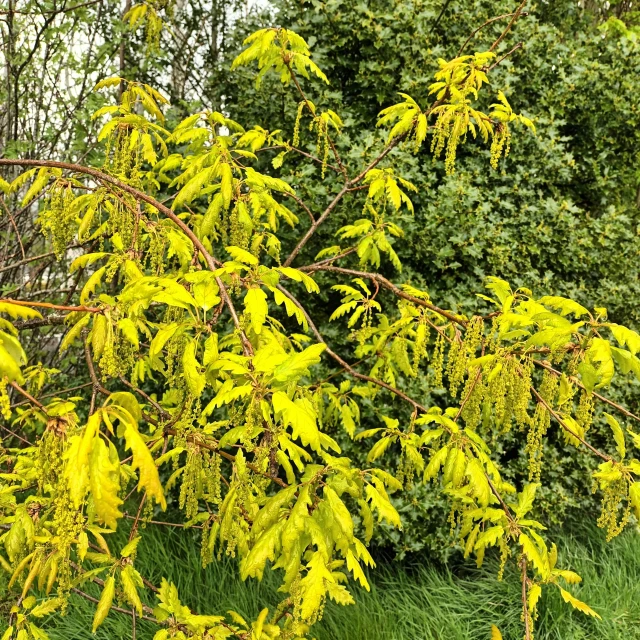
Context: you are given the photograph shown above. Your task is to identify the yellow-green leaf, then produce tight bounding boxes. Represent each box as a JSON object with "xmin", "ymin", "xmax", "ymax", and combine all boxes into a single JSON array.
[{"xmin": 92, "ymin": 575, "xmax": 116, "ymax": 632}]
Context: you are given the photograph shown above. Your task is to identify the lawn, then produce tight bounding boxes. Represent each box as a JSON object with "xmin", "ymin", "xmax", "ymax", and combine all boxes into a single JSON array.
[{"xmin": 4, "ymin": 518, "xmax": 638, "ymax": 640}]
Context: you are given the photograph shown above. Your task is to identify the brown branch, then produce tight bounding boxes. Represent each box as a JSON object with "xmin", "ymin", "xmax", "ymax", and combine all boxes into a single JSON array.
[
  {"xmin": 454, "ymin": 366, "xmax": 483, "ymax": 421},
  {"xmin": 281, "ymin": 191, "xmax": 316, "ymax": 224},
  {"xmin": 13, "ymin": 314, "xmax": 68, "ymax": 329},
  {"xmin": 457, "ymin": 11, "xmax": 529, "ymax": 55},
  {"xmin": 119, "ymin": 376, "xmax": 169, "ymax": 419},
  {"xmin": 521, "ymin": 557, "xmax": 532, "ymax": 640},
  {"xmin": 0, "ymin": 0, "xmax": 103, "ymax": 15},
  {"xmin": 0, "ymin": 423, "xmax": 34, "ymax": 446},
  {"xmin": 299, "ymin": 265, "xmax": 467, "ymax": 327},
  {"xmin": 533, "ymin": 359, "xmax": 640, "ymax": 425},
  {"xmin": 489, "ymin": 0, "xmax": 528, "ymax": 52},
  {"xmin": 0, "ymin": 298, "xmax": 100, "ymax": 313},
  {"xmin": 486, "ymin": 474, "xmax": 517, "ymax": 526},
  {"xmin": 71, "ymin": 588, "xmax": 158, "ymax": 623},
  {"xmin": 276, "ymin": 284, "xmax": 430, "ymax": 413},
  {"xmin": 283, "ymin": 184, "xmax": 350, "ymax": 267},
  {"xmin": 259, "ymin": 145, "xmax": 340, "ymax": 175},
  {"xmin": 529, "ymin": 385, "xmax": 612, "ymax": 462},
  {"xmin": 300, "ymin": 247, "xmax": 357, "ymax": 271},
  {"xmin": 122, "ymin": 514, "xmax": 203, "ymax": 529},
  {"xmin": 488, "ymin": 42, "xmax": 524, "ymax": 71},
  {"xmin": 0, "ymin": 195, "xmax": 25, "ymax": 259},
  {"xmin": 9, "ymin": 381, "xmax": 47, "ymax": 412},
  {"xmin": 82, "ymin": 329, "xmax": 110, "ymax": 398},
  {"xmin": 11, "ymin": 382, "xmax": 94, "ymax": 409}
]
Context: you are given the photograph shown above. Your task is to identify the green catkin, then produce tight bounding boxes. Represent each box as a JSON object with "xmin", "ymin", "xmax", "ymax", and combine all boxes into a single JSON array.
[
  {"xmin": 0, "ymin": 377, "xmax": 10, "ymax": 420},
  {"xmin": 430, "ymin": 113, "xmax": 465, "ymax": 175},
  {"xmin": 444, "ymin": 338, "xmax": 461, "ymax": 393},
  {"xmin": 460, "ymin": 367, "xmax": 484, "ymax": 431},
  {"xmin": 148, "ymin": 226, "xmax": 167, "ymax": 274},
  {"xmin": 229, "ymin": 203, "xmax": 250, "ymax": 249},
  {"xmin": 39, "ymin": 181, "xmax": 76, "ymax": 258},
  {"xmin": 513, "ymin": 357, "xmax": 533, "ymax": 430},
  {"xmin": 36, "ymin": 427, "xmax": 66, "ymax": 492},
  {"xmin": 391, "ymin": 338, "xmax": 412, "ymax": 377},
  {"xmin": 526, "ymin": 371, "xmax": 558, "ymax": 482},
  {"xmin": 487, "ymin": 316, "xmax": 501, "ymax": 353},
  {"xmin": 497, "ymin": 537, "xmax": 509, "ymax": 581},
  {"xmin": 597, "ymin": 477, "xmax": 631, "ymax": 541},
  {"xmin": 489, "ymin": 356, "xmax": 527, "ymax": 433},
  {"xmin": 430, "ymin": 114, "xmax": 448, "ymax": 161},
  {"xmin": 575, "ymin": 390, "xmax": 594, "ymax": 433},
  {"xmin": 447, "ymin": 505, "xmax": 457, "ymax": 538},
  {"xmin": 432, "ymin": 332, "xmax": 446, "ymax": 388},
  {"xmin": 179, "ymin": 444, "xmax": 203, "ymax": 519},
  {"xmin": 444, "ymin": 118, "xmax": 463, "ymax": 175},
  {"xmin": 490, "ymin": 124, "xmax": 511, "ymax": 169},
  {"xmin": 292, "ymin": 101, "xmax": 305, "ymax": 148},
  {"xmin": 412, "ymin": 319, "xmax": 429, "ymax": 375},
  {"xmin": 447, "ymin": 317, "xmax": 483, "ymax": 398},
  {"xmin": 321, "ymin": 129, "xmax": 330, "ymax": 179},
  {"xmin": 50, "ymin": 488, "xmax": 85, "ymax": 600},
  {"xmin": 98, "ymin": 327, "xmax": 136, "ymax": 380}
]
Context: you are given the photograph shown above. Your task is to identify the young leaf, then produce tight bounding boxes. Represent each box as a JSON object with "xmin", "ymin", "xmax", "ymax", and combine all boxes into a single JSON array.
[{"xmin": 92, "ymin": 575, "xmax": 115, "ymax": 632}]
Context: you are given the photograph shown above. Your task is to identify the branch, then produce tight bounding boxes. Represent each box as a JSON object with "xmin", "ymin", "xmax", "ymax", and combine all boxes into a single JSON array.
[
  {"xmin": 13, "ymin": 314, "xmax": 67, "ymax": 329},
  {"xmin": 521, "ymin": 557, "xmax": 532, "ymax": 640},
  {"xmin": 71, "ymin": 588, "xmax": 158, "ymax": 624},
  {"xmin": 488, "ymin": 42, "xmax": 524, "ymax": 71},
  {"xmin": 489, "ymin": 0, "xmax": 528, "ymax": 52},
  {"xmin": 281, "ymin": 190, "xmax": 315, "ymax": 224},
  {"xmin": 82, "ymin": 330, "xmax": 110, "ymax": 397},
  {"xmin": 0, "ymin": 250, "xmax": 57, "ymax": 275},
  {"xmin": 430, "ymin": 0, "xmax": 455, "ymax": 35},
  {"xmin": 0, "ymin": 195, "xmax": 25, "ymax": 259},
  {"xmin": 0, "ymin": 0, "xmax": 104, "ymax": 15},
  {"xmin": 0, "ymin": 158, "xmax": 253, "ymax": 356},
  {"xmin": 0, "ymin": 298, "xmax": 100, "ymax": 313},
  {"xmin": 486, "ymin": 474, "xmax": 517, "ymax": 526},
  {"xmin": 259, "ymin": 145, "xmax": 340, "ymax": 175},
  {"xmin": 9, "ymin": 381, "xmax": 47, "ymax": 412},
  {"xmin": 11, "ymin": 382, "xmax": 93, "ymax": 409},
  {"xmin": 457, "ymin": 10, "xmax": 530, "ymax": 55},
  {"xmin": 276, "ymin": 284, "xmax": 430, "ymax": 413},
  {"xmin": 533, "ymin": 359, "xmax": 640, "ymax": 424},
  {"xmin": 529, "ymin": 384, "xmax": 612, "ymax": 462},
  {"xmin": 301, "ymin": 247, "xmax": 357, "ymax": 271},
  {"xmin": 283, "ymin": 184, "xmax": 350, "ymax": 267},
  {"xmin": 299, "ymin": 265, "xmax": 467, "ymax": 327}
]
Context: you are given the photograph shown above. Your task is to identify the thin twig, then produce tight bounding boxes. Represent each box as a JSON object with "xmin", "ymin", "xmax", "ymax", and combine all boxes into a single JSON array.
[
  {"xmin": 489, "ymin": 0, "xmax": 527, "ymax": 52},
  {"xmin": 521, "ymin": 557, "xmax": 532, "ymax": 640},
  {"xmin": 10, "ymin": 381, "xmax": 47, "ymax": 411},
  {"xmin": 0, "ymin": 195, "xmax": 25, "ymax": 259},
  {"xmin": 530, "ymin": 385, "xmax": 612, "ymax": 462},
  {"xmin": 299, "ymin": 265, "xmax": 467, "ymax": 327},
  {"xmin": 276, "ymin": 284, "xmax": 430, "ymax": 413},
  {"xmin": 457, "ymin": 11, "xmax": 529, "ymax": 55},
  {"xmin": 0, "ymin": 298, "xmax": 100, "ymax": 313}
]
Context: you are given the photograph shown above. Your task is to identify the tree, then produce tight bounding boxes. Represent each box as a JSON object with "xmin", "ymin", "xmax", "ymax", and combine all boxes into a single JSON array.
[
  {"xmin": 1, "ymin": 3, "xmax": 640, "ymax": 639},
  {"xmin": 208, "ymin": 0, "xmax": 640, "ymax": 555}
]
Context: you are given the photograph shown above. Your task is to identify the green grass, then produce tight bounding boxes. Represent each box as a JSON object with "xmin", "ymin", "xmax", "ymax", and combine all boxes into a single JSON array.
[{"xmin": 3, "ymin": 519, "xmax": 640, "ymax": 640}]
